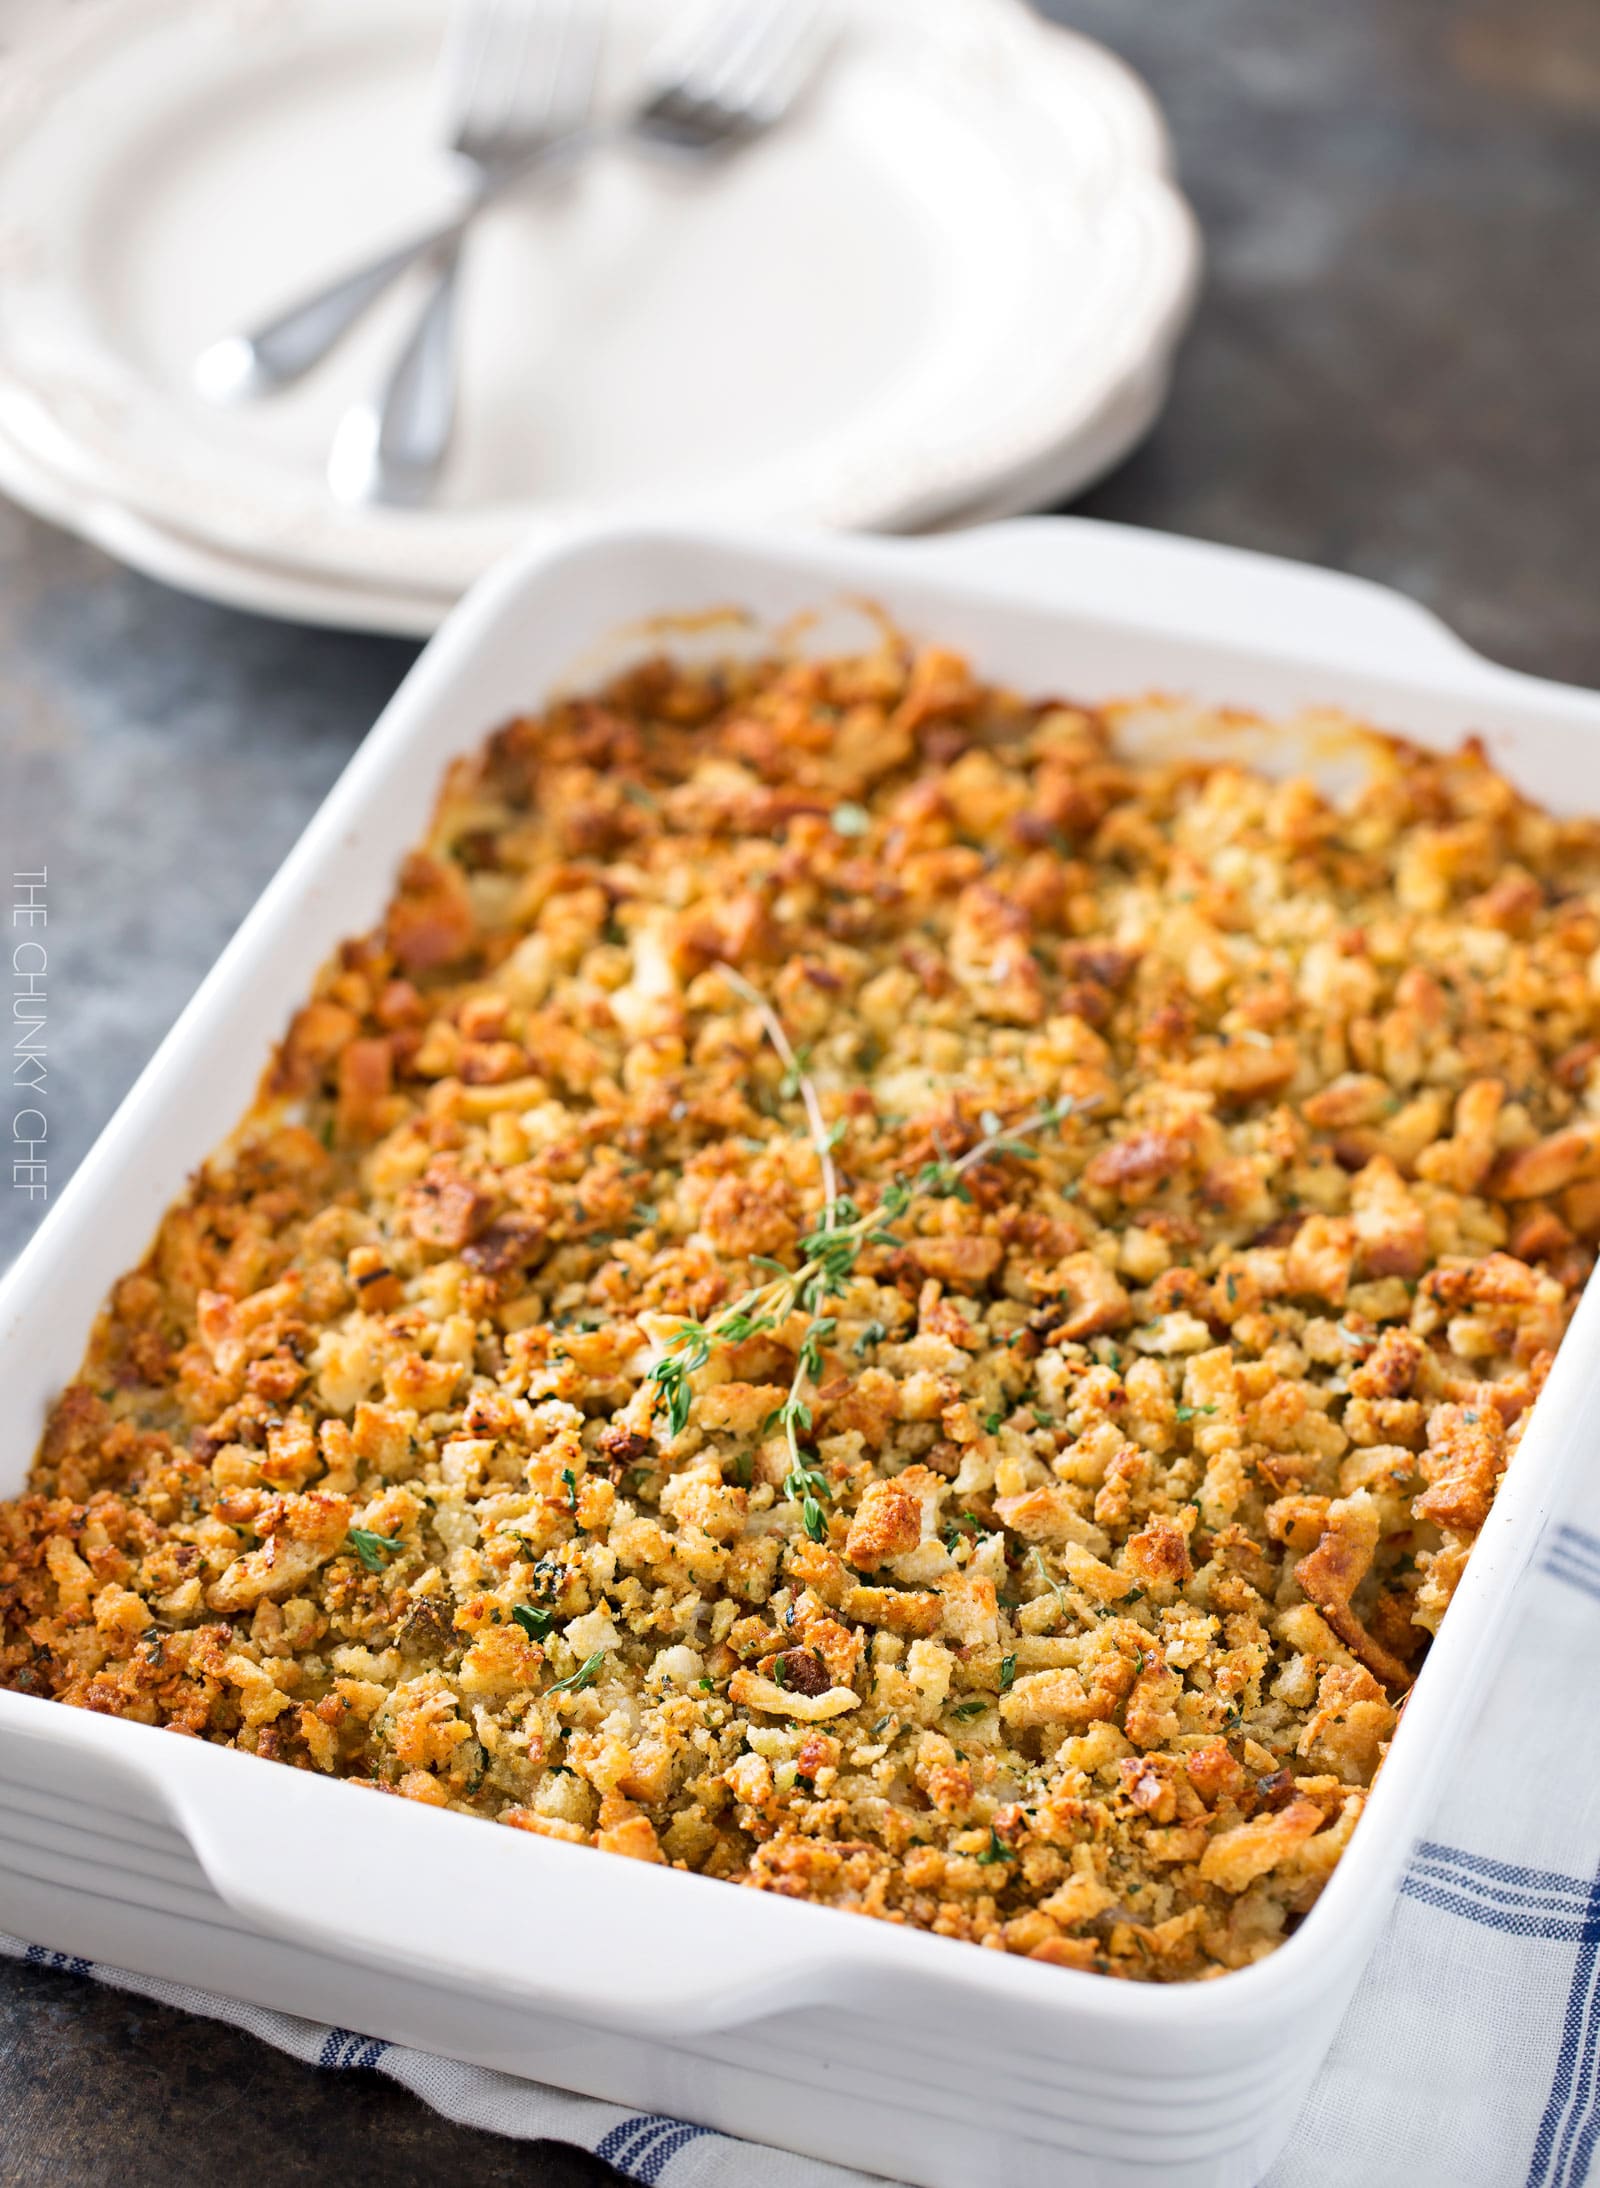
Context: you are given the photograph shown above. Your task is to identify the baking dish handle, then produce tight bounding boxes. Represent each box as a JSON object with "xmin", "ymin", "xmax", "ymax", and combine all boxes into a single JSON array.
[
  {"xmin": 154, "ymin": 1737, "xmax": 877, "ymax": 2035},
  {"xmin": 1, "ymin": 1682, "xmax": 861, "ymax": 2037},
  {"xmin": 905, "ymin": 516, "xmax": 1524, "ymax": 691}
]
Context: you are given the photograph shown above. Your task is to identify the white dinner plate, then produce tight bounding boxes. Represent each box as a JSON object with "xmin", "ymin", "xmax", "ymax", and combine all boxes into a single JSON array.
[
  {"xmin": 0, "ymin": 345, "xmax": 1179, "ymax": 635},
  {"xmin": 0, "ymin": 0, "xmax": 1198, "ymax": 616}
]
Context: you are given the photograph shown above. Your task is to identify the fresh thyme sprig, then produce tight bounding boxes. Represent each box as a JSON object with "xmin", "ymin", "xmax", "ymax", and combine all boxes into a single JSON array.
[
  {"xmin": 645, "ymin": 968, "xmax": 1088, "ymax": 1521},
  {"xmin": 719, "ymin": 962, "xmax": 840, "ymax": 1222}
]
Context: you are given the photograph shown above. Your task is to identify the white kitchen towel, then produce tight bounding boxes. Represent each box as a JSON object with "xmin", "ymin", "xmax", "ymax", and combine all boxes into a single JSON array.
[{"xmin": 5, "ymin": 1514, "xmax": 1598, "ymax": 2188}]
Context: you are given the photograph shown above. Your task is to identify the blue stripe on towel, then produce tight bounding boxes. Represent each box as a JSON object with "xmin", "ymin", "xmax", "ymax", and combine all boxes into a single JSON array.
[
  {"xmin": 596, "ymin": 2113, "xmax": 716, "ymax": 2183},
  {"xmin": 1543, "ymin": 1555, "xmax": 1600, "ymax": 1606},
  {"xmin": 1410, "ymin": 1856, "xmax": 1595, "ymax": 1917},
  {"xmin": 316, "ymin": 2025, "xmax": 391, "ymax": 2072},
  {"xmin": 1398, "ymin": 1877, "xmax": 1597, "ymax": 1943},
  {"xmin": 1526, "ymin": 1862, "xmax": 1600, "ymax": 2187},
  {"xmin": 1415, "ymin": 1846, "xmax": 1596, "ymax": 1901},
  {"xmin": 1400, "ymin": 1846, "xmax": 1600, "ymax": 1947},
  {"xmin": 22, "ymin": 1944, "xmax": 92, "ymax": 1978}
]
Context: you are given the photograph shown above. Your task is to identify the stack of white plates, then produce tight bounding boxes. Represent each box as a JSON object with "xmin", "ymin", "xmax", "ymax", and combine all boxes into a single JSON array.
[{"xmin": 0, "ymin": 0, "xmax": 1199, "ymax": 634}]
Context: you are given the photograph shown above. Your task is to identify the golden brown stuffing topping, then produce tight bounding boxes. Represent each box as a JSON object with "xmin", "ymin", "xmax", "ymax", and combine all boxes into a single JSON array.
[{"xmin": 4, "ymin": 637, "xmax": 1596, "ymax": 1981}]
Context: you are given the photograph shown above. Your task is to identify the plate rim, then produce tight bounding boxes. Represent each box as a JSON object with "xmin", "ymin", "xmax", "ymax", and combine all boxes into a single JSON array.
[{"xmin": 0, "ymin": 343, "xmax": 1182, "ymax": 633}]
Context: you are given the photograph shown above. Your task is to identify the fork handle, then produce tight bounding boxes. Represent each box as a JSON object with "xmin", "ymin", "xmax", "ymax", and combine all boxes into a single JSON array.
[
  {"xmin": 194, "ymin": 127, "xmax": 598, "ymax": 403},
  {"xmin": 326, "ymin": 240, "xmax": 465, "ymax": 507},
  {"xmin": 193, "ymin": 209, "xmax": 478, "ymax": 403}
]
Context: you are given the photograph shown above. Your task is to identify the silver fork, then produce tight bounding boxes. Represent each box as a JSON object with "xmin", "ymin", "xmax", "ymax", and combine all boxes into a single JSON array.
[
  {"xmin": 330, "ymin": 0, "xmax": 830, "ymax": 507},
  {"xmin": 194, "ymin": 0, "xmax": 601, "ymax": 409},
  {"xmin": 326, "ymin": 0, "xmax": 602, "ymax": 508}
]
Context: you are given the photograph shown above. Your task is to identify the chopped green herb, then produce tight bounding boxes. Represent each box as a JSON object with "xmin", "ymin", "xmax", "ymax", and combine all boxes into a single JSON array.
[
  {"xmin": 950, "ymin": 1698, "xmax": 989, "ymax": 1722},
  {"xmin": 512, "ymin": 1604, "xmax": 553, "ymax": 1641},
  {"xmin": 347, "ymin": 1526, "xmax": 404, "ymax": 1573},
  {"xmin": 779, "ymin": 1044, "xmax": 814, "ymax": 1101},
  {"xmin": 1031, "ymin": 1547, "xmax": 1071, "ymax": 1613},
  {"xmin": 976, "ymin": 1826, "xmax": 1016, "ymax": 1866},
  {"xmin": 1174, "ymin": 1403, "xmax": 1217, "ymax": 1423},
  {"xmin": 546, "ymin": 1650, "xmax": 606, "ymax": 1697},
  {"xmin": 999, "ymin": 1653, "xmax": 1017, "ymax": 1693}
]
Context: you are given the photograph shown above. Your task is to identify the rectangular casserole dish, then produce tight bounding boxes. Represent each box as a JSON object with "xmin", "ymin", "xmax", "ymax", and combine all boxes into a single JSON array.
[{"xmin": 3, "ymin": 516, "xmax": 1599, "ymax": 2188}]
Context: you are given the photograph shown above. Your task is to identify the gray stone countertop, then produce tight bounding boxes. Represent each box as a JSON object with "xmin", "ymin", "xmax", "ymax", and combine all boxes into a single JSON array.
[{"xmin": 2, "ymin": 0, "xmax": 1599, "ymax": 2178}]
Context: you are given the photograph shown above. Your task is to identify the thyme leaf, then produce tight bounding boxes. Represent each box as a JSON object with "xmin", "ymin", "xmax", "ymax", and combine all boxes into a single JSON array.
[
  {"xmin": 347, "ymin": 1526, "xmax": 404, "ymax": 1573},
  {"xmin": 546, "ymin": 1650, "xmax": 606, "ymax": 1697}
]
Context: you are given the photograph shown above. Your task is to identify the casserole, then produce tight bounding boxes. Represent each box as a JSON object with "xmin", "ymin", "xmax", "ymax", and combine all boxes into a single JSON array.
[{"xmin": 3, "ymin": 517, "xmax": 1599, "ymax": 2186}]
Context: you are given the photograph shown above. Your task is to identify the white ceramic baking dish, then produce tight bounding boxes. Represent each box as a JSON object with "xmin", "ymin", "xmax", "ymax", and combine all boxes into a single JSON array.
[{"xmin": 4, "ymin": 518, "xmax": 1599, "ymax": 2188}]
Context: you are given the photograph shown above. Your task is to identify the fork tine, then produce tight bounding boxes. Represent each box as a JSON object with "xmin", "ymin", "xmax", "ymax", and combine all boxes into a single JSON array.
[
  {"xmin": 485, "ymin": 0, "xmax": 541, "ymax": 140},
  {"xmin": 437, "ymin": 0, "xmax": 500, "ymax": 149},
  {"xmin": 642, "ymin": 0, "xmax": 763, "ymax": 105},
  {"xmin": 716, "ymin": 0, "xmax": 827, "ymax": 122},
  {"xmin": 447, "ymin": 0, "xmax": 518, "ymax": 159},
  {"xmin": 450, "ymin": 0, "xmax": 599, "ymax": 168},
  {"xmin": 501, "ymin": 0, "xmax": 586, "ymax": 141},
  {"xmin": 548, "ymin": 0, "xmax": 603, "ymax": 132},
  {"xmin": 681, "ymin": 0, "xmax": 783, "ymax": 109},
  {"xmin": 639, "ymin": 0, "xmax": 828, "ymax": 144}
]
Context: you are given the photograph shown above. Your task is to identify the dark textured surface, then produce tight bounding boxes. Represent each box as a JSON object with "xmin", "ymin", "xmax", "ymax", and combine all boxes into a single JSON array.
[
  {"xmin": 0, "ymin": 1959, "xmax": 623, "ymax": 2188},
  {"xmin": 2, "ymin": 0, "xmax": 1597, "ymax": 2176}
]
